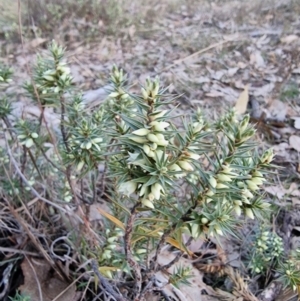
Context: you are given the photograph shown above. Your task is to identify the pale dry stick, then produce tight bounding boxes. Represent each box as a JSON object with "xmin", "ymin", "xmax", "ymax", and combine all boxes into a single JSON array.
[
  {"xmin": 52, "ymin": 272, "xmax": 87, "ymax": 301},
  {"xmin": 15, "ymin": 197, "xmax": 39, "ymax": 212},
  {"xmin": 25, "ymin": 255, "xmax": 44, "ymax": 301},
  {"xmin": 79, "ymin": 275, "xmax": 92, "ymax": 301},
  {"xmin": 0, "ymin": 247, "xmax": 39, "ymax": 256},
  {"xmin": 159, "ymin": 39, "xmax": 239, "ymax": 73},
  {"xmin": 2, "ymin": 165, "xmax": 35, "ymax": 224},
  {"xmin": 7, "ymin": 200, "xmax": 54, "ymax": 264},
  {"xmin": 6, "ymin": 199, "xmax": 71, "ymax": 282}
]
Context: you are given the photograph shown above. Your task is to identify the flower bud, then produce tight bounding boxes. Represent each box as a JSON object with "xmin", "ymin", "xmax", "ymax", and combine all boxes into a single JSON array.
[
  {"xmin": 234, "ymin": 205, "xmax": 242, "ymax": 216},
  {"xmin": 251, "ymin": 177, "xmax": 264, "ymax": 185},
  {"xmin": 221, "ymin": 165, "xmax": 233, "ymax": 174},
  {"xmin": 149, "ymin": 110, "xmax": 168, "ymax": 121},
  {"xmin": 150, "ymin": 121, "xmax": 170, "ymax": 131},
  {"xmin": 240, "ymin": 114, "xmax": 250, "ymax": 134},
  {"xmin": 237, "ymin": 181, "xmax": 245, "ymax": 188},
  {"xmin": 191, "ymin": 223, "xmax": 199, "ymax": 238},
  {"xmin": 156, "ymin": 138, "xmax": 168, "ymax": 146},
  {"xmin": 143, "ymin": 144, "xmax": 150, "ymax": 155},
  {"xmin": 119, "ymin": 180, "xmax": 137, "ymax": 196},
  {"xmin": 43, "ymin": 75, "xmax": 56, "ymax": 82},
  {"xmin": 245, "ymin": 208, "xmax": 254, "ymax": 219},
  {"xmin": 260, "ymin": 149, "xmax": 274, "ymax": 164},
  {"xmin": 242, "ymin": 189, "xmax": 254, "ymax": 199},
  {"xmin": 132, "ymin": 128, "xmax": 150, "ymax": 136},
  {"xmin": 139, "ymin": 184, "xmax": 148, "ymax": 197},
  {"xmin": 147, "ymin": 133, "xmax": 160, "ymax": 143},
  {"xmin": 107, "ymin": 236, "xmax": 117, "ymax": 243},
  {"xmin": 153, "ymin": 150, "xmax": 164, "ymax": 162},
  {"xmin": 77, "ymin": 161, "xmax": 85, "ymax": 171},
  {"xmin": 109, "ymin": 91, "xmax": 120, "ymax": 98},
  {"xmin": 169, "ymin": 164, "xmax": 184, "ymax": 178},
  {"xmin": 201, "ymin": 217, "xmax": 209, "ymax": 224},
  {"xmin": 216, "ymin": 183, "xmax": 228, "ymax": 189},
  {"xmin": 252, "ymin": 170, "xmax": 263, "ymax": 178},
  {"xmin": 25, "ymin": 138, "xmax": 34, "ymax": 148},
  {"xmin": 215, "ymin": 225, "xmax": 223, "ymax": 236},
  {"xmin": 129, "ymin": 136, "xmax": 148, "ymax": 144},
  {"xmin": 192, "ymin": 122, "xmax": 203, "ymax": 134},
  {"xmin": 120, "ymin": 93, "xmax": 129, "ymax": 100},
  {"xmin": 178, "ymin": 160, "xmax": 194, "ymax": 171},
  {"xmin": 142, "ymin": 88, "xmax": 149, "ymax": 99},
  {"xmin": 246, "ymin": 180, "xmax": 259, "ymax": 191},
  {"xmin": 217, "ymin": 173, "xmax": 232, "ymax": 182},
  {"xmin": 234, "ymin": 200, "xmax": 243, "ymax": 206},
  {"xmin": 85, "ymin": 141, "xmax": 92, "ymax": 150},
  {"xmin": 92, "ymin": 137, "xmax": 103, "ymax": 143},
  {"xmin": 136, "ymin": 248, "xmax": 147, "ymax": 254},
  {"xmin": 148, "ymin": 150, "xmax": 156, "ymax": 158},
  {"xmin": 31, "ymin": 132, "xmax": 39, "ymax": 139},
  {"xmin": 152, "ymin": 80, "xmax": 160, "ymax": 97},
  {"xmin": 142, "ymin": 199, "xmax": 154, "ymax": 209},
  {"xmin": 186, "ymin": 152, "xmax": 200, "ymax": 160},
  {"xmin": 148, "ymin": 193, "xmax": 155, "ymax": 201},
  {"xmin": 206, "ymin": 189, "xmax": 215, "ymax": 197},
  {"xmin": 151, "ymin": 183, "xmax": 164, "ymax": 200},
  {"xmin": 208, "ymin": 177, "xmax": 217, "ymax": 188}
]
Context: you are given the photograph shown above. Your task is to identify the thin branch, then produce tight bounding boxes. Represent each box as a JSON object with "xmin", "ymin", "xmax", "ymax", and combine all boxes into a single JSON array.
[
  {"xmin": 5, "ymin": 137, "xmax": 69, "ymax": 213},
  {"xmin": 91, "ymin": 259, "xmax": 128, "ymax": 301},
  {"xmin": 32, "ymin": 139, "xmax": 65, "ymax": 173},
  {"xmin": 159, "ymin": 252, "xmax": 182, "ymax": 272},
  {"xmin": 151, "ymin": 200, "xmax": 197, "ymax": 271},
  {"xmin": 124, "ymin": 202, "xmax": 142, "ymax": 298},
  {"xmin": 59, "ymin": 94, "xmax": 70, "ymax": 152}
]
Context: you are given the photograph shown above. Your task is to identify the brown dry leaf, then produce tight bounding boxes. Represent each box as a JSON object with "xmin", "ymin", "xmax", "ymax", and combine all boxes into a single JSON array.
[
  {"xmin": 235, "ymin": 85, "xmax": 249, "ymax": 114},
  {"xmin": 266, "ymin": 98, "xmax": 287, "ymax": 121},
  {"xmin": 182, "ymin": 234, "xmax": 205, "ymax": 253},
  {"xmin": 289, "ymin": 135, "xmax": 300, "ymax": 152},
  {"xmin": 253, "ymin": 83, "xmax": 274, "ymax": 98},
  {"xmin": 291, "ymin": 117, "xmax": 300, "ymax": 129},
  {"xmin": 272, "ymin": 142, "xmax": 291, "ymax": 158},
  {"xmin": 19, "ymin": 257, "xmax": 76, "ymax": 301},
  {"xmin": 250, "ymin": 50, "xmax": 265, "ymax": 68},
  {"xmin": 264, "ymin": 183, "xmax": 300, "ymax": 199},
  {"xmin": 28, "ymin": 38, "xmax": 48, "ymax": 49},
  {"xmin": 128, "ymin": 24, "xmax": 136, "ymax": 39},
  {"xmin": 292, "ymin": 198, "xmax": 300, "ymax": 207},
  {"xmin": 155, "ymin": 249, "xmax": 216, "ymax": 301},
  {"xmin": 280, "ymin": 35, "xmax": 299, "ymax": 44}
]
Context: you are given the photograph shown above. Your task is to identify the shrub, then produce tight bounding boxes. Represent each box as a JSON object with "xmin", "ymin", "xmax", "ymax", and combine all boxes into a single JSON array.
[{"xmin": 1, "ymin": 42, "xmax": 299, "ymax": 300}]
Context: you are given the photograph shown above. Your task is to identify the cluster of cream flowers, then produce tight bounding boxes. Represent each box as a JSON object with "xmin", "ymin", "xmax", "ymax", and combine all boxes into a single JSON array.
[{"xmin": 117, "ymin": 78, "xmax": 205, "ymax": 209}]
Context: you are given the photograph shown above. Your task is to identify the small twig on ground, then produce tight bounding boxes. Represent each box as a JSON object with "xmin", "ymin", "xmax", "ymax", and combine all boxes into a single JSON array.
[
  {"xmin": 159, "ymin": 39, "xmax": 238, "ymax": 73},
  {"xmin": 25, "ymin": 256, "xmax": 43, "ymax": 301},
  {"xmin": 91, "ymin": 259, "xmax": 128, "ymax": 301}
]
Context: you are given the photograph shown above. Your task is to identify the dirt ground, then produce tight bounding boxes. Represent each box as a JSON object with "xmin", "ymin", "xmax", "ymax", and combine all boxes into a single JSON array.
[{"xmin": 0, "ymin": 0, "xmax": 300, "ymax": 300}]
